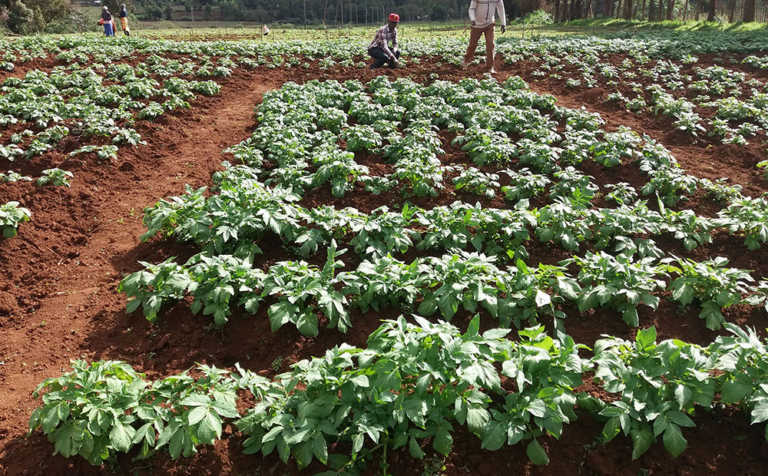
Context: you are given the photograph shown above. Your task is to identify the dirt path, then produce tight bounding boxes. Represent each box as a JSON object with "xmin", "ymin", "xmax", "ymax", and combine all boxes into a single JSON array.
[{"xmin": 0, "ymin": 69, "xmax": 283, "ymax": 472}]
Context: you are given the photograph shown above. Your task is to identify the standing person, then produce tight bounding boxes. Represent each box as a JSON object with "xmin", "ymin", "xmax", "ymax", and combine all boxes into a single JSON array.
[
  {"xmin": 100, "ymin": 6, "xmax": 114, "ymax": 37},
  {"xmin": 368, "ymin": 13, "xmax": 400, "ymax": 69},
  {"xmin": 119, "ymin": 4, "xmax": 130, "ymax": 36},
  {"xmin": 462, "ymin": 0, "xmax": 507, "ymax": 74}
]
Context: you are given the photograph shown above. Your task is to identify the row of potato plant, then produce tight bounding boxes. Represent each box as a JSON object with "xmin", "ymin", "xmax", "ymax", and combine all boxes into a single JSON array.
[
  {"xmin": 119, "ymin": 240, "xmax": 767, "ymax": 335},
  {"xmin": 140, "ymin": 161, "xmax": 764, "ymax": 260},
  {"xmin": 4, "ymin": 31, "xmax": 768, "ymax": 73},
  {"xmin": 29, "ymin": 317, "xmax": 768, "ymax": 471}
]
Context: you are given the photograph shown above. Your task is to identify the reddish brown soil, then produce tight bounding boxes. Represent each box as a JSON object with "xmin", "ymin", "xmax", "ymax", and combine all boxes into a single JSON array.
[
  {"xmin": 512, "ymin": 53, "xmax": 768, "ymax": 198},
  {"xmin": 2, "ymin": 56, "xmax": 768, "ymax": 475},
  {"xmin": 0, "ymin": 55, "xmax": 63, "ymax": 83}
]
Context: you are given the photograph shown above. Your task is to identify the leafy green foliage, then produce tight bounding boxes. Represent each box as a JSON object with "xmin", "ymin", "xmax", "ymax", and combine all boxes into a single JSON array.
[
  {"xmin": 0, "ymin": 201, "xmax": 31, "ymax": 238},
  {"xmin": 593, "ymin": 327, "xmax": 713, "ymax": 459},
  {"xmin": 118, "ymin": 258, "xmax": 191, "ymax": 322},
  {"xmin": 564, "ymin": 252, "xmax": 666, "ymax": 327},
  {"xmin": 662, "ymin": 257, "xmax": 754, "ymax": 330},
  {"xmin": 36, "ymin": 168, "xmax": 73, "ymax": 187},
  {"xmin": 35, "ymin": 320, "xmax": 768, "ymax": 468},
  {"xmin": 535, "ymin": 198, "xmax": 592, "ymax": 251},
  {"xmin": 709, "ymin": 324, "xmax": 768, "ymax": 437},
  {"xmin": 29, "ymin": 361, "xmax": 241, "ymax": 464},
  {"xmin": 453, "ymin": 127, "xmax": 516, "ymax": 166},
  {"xmin": 69, "ymin": 145, "xmax": 119, "ymax": 161},
  {"xmin": 716, "ymin": 195, "xmax": 768, "ymax": 250},
  {"xmin": 238, "ymin": 317, "xmax": 588, "ymax": 468},
  {"xmin": 341, "ymin": 125, "xmax": 382, "ymax": 153},
  {"xmin": 501, "ymin": 168, "xmax": 550, "ymax": 202},
  {"xmin": 452, "ymin": 167, "xmax": 500, "ymax": 198},
  {"xmin": 311, "ymin": 148, "xmax": 368, "ymax": 197},
  {"xmin": 0, "ymin": 170, "xmax": 32, "ymax": 183},
  {"xmin": 263, "ymin": 243, "xmax": 349, "ymax": 336}
]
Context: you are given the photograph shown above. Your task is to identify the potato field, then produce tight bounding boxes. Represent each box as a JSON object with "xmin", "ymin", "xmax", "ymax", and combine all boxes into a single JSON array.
[{"xmin": 2, "ymin": 31, "xmax": 768, "ymax": 475}]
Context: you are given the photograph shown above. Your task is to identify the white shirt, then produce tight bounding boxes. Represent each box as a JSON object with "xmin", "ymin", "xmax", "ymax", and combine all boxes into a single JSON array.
[{"xmin": 469, "ymin": 0, "xmax": 507, "ymax": 28}]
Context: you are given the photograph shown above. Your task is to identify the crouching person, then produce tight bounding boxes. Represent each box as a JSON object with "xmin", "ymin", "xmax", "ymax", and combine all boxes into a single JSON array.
[{"xmin": 368, "ymin": 13, "xmax": 401, "ymax": 69}]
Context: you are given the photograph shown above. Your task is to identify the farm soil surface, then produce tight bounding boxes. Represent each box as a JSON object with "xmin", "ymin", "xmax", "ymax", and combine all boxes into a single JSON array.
[
  {"xmin": 1, "ymin": 56, "xmax": 768, "ymax": 475},
  {"xmin": 515, "ymin": 52, "xmax": 768, "ymax": 198}
]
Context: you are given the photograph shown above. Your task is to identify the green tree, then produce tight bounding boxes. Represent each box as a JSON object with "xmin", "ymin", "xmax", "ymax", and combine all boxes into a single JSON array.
[{"xmin": 6, "ymin": 0, "xmax": 33, "ymax": 33}]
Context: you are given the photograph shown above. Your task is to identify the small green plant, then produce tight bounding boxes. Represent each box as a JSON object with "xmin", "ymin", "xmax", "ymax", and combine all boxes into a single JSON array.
[
  {"xmin": 341, "ymin": 125, "xmax": 382, "ymax": 152},
  {"xmin": 28, "ymin": 361, "xmax": 241, "ymax": 464},
  {"xmin": 662, "ymin": 257, "xmax": 754, "ymax": 330},
  {"xmin": 604, "ymin": 183, "xmax": 638, "ymax": 205},
  {"xmin": 744, "ymin": 279, "xmax": 768, "ymax": 313},
  {"xmin": 0, "ymin": 170, "xmax": 32, "ymax": 183},
  {"xmin": 0, "ymin": 201, "xmax": 31, "ymax": 238},
  {"xmin": 270, "ymin": 357, "xmax": 284, "ymax": 372},
  {"xmin": 452, "ymin": 167, "xmax": 500, "ymax": 198},
  {"xmin": 716, "ymin": 195, "xmax": 768, "ymax": 250},
  {"xmin": 138, "ymin": 102, "xmax": 165, "ymax": 120},
  {"xmin": 758, "ymin": 160, "xmax": 768, "ymax": 179},
  {"xmin": 564, "ymin": 252, "xmax": 667, "ymax": 327},
  {"xmin": 593, "ymin": 327, "xmax": 713, "ymax": 460},
  {"xmin": 501, "ymin": 168, "xmax": 550, "ymax": 202},
  {"xmin": 36, "ymin": 168, "xmax": 73, "ymax": 188},
  {"xmin": 262, "ymin": 243, "xmax": 349, "ymax": 336},
  {"xmin": 69, "ymin": 145, "xmax": 118, "ymax": 161}
]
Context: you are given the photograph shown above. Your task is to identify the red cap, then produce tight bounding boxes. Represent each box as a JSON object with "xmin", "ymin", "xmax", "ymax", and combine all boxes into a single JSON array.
[{"xmin": 388, "ymin": 13, "xmax": 400, "ymax": 23}]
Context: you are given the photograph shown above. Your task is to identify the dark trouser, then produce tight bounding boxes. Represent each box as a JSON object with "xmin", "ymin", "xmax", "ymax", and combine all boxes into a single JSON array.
[
  {"xmin": 368, "ymin": 47, "xmax": 400, "ymax": 68},
  {"xmin": 464, "ymin": 24, "xmax": 495, "ymax": 69}
]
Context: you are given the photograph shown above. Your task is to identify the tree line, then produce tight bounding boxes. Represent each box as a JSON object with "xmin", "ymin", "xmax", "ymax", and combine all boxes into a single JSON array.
[
  {"xmin": 127, "ymin": 0, "xmax": 768, "ymax": 26},
  {"xmin": 555, "ymin": 0, "xmax": 762, "ymax": 23},
  {"xmin": 134, "ymin": 0, "xmax": 481, "ymax": 23},
  {"xmin": 1, "ymin": 0, "xmax": 766, "ymax": 35}
]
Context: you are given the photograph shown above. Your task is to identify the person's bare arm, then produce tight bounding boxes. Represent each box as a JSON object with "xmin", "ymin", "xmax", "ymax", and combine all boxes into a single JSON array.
[{"xmin": 381, "ymin": 37, "xmax": 396, "ymax": 61}]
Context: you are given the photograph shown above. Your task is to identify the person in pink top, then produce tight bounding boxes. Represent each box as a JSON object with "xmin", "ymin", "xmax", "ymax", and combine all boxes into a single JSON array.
[{"xmin": 462, "ymin": 0, "xmax": 507, "ymax": 74}]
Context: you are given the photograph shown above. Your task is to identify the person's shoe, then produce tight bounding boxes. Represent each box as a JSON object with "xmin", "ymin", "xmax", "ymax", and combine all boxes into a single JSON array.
[
  {"xmin": 370, "ymin": 63, "xmax": 379, "ymax": 70},
  {"xmin": 489, "ymin": 67, "xmax": 497, "ymax": 74}
]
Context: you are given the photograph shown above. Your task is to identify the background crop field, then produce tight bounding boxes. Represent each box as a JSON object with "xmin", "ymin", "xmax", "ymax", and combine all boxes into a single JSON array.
[{"xmin": 1, "ymin": 23, "xmax": 768, "ymax": 476}]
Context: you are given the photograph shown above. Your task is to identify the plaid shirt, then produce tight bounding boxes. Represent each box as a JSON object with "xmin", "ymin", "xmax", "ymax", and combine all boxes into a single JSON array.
[{"xmin": 368, "ymin": 25, "xmax": 398, "ymax": 60}]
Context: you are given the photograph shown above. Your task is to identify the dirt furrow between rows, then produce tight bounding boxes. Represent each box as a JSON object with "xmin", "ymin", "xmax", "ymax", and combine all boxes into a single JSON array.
[
  {"xmin": 521, "ymin": 79, "xmax": 768, "ymax": 198},
  {"xmin": 0, "ymin": 70, "xmax": 281, "ymax": 468}
]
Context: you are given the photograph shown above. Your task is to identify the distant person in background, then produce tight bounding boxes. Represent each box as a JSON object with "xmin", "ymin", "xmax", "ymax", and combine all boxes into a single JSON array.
[
  {"xmin": 262, "ymin": 24, "xmax": 270, "ymax": 36},
  {"xmin": 462, "ymin": 0, "xmax": 506, "ymax": 74},
  {"xmin": 99, "ymin": 6, "xmax": 114, "ymax": 37},
  {"xmin": 368, "ymin": 13, "xmax": 400, "ymax": 69},
  {"xmin": 119, "ymin": 4, "xmax": 130, "ymax": 36}
]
